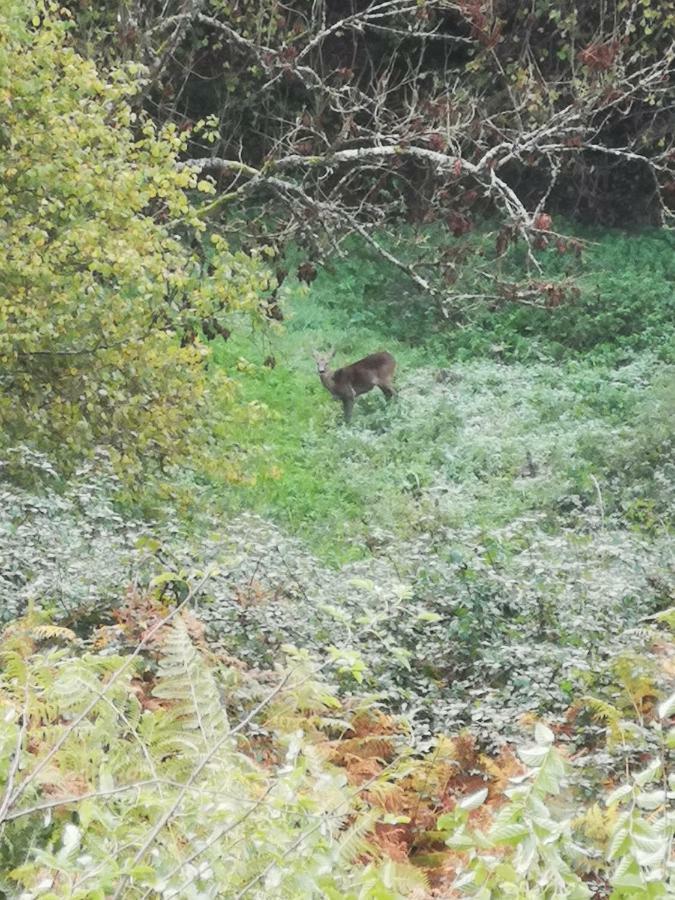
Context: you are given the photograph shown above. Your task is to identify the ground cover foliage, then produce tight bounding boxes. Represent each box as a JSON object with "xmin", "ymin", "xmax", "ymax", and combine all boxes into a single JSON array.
[
  {"xmin": 2, "ymin": 229, "xmax": 673, "ymax": 894},
  {"xmin": 0, "ymin": 573, "xmax": 673, "ymax": 897},
  {"xmin": 1, "ymin": 2, "xmax": 674, "ymax": 896},
  {"xmin": 306, "ymin": 225, "xmax": 675, "ymax": 363}
]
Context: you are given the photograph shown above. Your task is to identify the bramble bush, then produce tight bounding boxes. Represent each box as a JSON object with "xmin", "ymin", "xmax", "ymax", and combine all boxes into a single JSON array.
[
  {"xmin": 437, "ymin": 699, "xmax": 675, "ymax": 899},
  {"xmin": 5, "ymin": 360, "xmax": 671, "ymax": 742}
]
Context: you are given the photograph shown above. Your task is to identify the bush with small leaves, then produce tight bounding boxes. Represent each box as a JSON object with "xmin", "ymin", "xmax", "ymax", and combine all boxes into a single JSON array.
[{"xmin": 0, "ymin": 1, "xmax": 268, "ymax": 476}]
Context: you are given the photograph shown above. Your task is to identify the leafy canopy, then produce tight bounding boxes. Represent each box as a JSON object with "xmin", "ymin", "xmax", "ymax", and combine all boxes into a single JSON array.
[{"xmin": 0, "ymin": 1, "xmax": 267, "ymax": 474}]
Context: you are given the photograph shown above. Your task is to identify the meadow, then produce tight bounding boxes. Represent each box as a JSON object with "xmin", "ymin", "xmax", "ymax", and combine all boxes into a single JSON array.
[
  {"xmin": 174, "ymin": 227, "xmax": 675, "ymax": 741},
  {"xmin": 2, "ymin": 227, "xmax": 674, "ymax": 896}
]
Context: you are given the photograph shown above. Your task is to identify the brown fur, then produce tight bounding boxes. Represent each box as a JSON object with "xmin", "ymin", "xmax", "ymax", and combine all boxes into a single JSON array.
[{"xmin": 312, "ymin": 350, "xmax": 397, "ymax": 423}]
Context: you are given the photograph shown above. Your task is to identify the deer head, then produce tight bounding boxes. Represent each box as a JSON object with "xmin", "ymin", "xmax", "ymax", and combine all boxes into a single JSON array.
[{"xmin": 312, "ymin": 348, "xmax": 335, "ymax": 374}]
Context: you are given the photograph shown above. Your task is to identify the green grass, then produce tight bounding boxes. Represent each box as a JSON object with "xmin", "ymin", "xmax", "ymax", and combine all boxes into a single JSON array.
[
  {"xmin": 206, "ymin": 314, "xmax": 424, "ymax": 563},
  {"xmin": 297, "ymin": 224, "xmax": 675, "ymax": 363},
  {"xmin": 197, "ymin": 227, "xmax": 674, "ymax": 565}
]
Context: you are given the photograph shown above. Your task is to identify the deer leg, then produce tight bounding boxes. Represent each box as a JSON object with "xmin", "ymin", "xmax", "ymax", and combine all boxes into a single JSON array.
[
  {"xmin": 380, "ymin": 385, "xmax": 395, "ymax": 401},
  {"xmin": 342, "ymin": 396, "xmax": 354, "ymax": 423}
]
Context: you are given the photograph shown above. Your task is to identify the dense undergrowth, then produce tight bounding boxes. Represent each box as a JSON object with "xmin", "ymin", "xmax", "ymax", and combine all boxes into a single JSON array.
[
  {"xmin": 2, "ymin": 228, "xmax": 674, "ymax": 896},
  {"xmin": 3, "ymin": 230, "xmax": 673, "ymax": 736},
  {"xmin": 0, "ymin": 586, "xmax": 673, "ymax": 897}
]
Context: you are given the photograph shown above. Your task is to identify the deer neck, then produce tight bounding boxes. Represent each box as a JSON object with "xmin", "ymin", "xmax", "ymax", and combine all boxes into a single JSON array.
[{"xmin": 319, "ymin": 368, "xmax": 337, "ymax": 395}]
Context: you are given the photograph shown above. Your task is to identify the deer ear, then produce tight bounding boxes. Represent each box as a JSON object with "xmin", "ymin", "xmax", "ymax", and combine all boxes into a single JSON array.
[{"xmin": 328, "ymin": 347, "xmax": 336, "ymax": 360}]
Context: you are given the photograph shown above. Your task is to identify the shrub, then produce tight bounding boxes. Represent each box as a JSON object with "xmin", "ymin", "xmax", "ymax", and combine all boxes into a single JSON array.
[
  {"xmin": 0, "ymin": 1, "xmax": 267, "ymax": 475},
  {"xmin": 437, "ymin": 704, "xmax": 675, "ymax": 899}
]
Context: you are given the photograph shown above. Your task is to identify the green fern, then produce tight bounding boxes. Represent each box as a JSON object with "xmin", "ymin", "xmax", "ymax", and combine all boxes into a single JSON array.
[
  {"xmin": 580, "ymin": 696, "xmax": 628, "ymax": 747},
  {"xmin": 152, "ymin": 616, "xmax": 229, "ymax": 751},
  {"xmin": 381, "ymin": 860, "xmax": 430, "ymax": 894},
  {"xmin": 31, "ymin": 625, "xmax": 77, "ymax": 643},
  {"xmin": 334, "ymin": 808, "xmax": 382, "ymax": 866}
]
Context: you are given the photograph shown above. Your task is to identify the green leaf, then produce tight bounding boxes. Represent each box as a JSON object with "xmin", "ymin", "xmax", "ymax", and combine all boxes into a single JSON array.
[
  {"xmin": 129, "ymin": 865, "xmax": 157, "ymax": 882},
  {"xmin": 59, "ymin": 823, "xmax": 81, "ymax": 856},
  {"xmin": 437, "ymin": 811, "xmax": 463, "ymax": 831},
  {"xmin": 446, "ymin": 831, "xmax": 477, "ymax": 850},
  {"xmin": 136, "ymin": 536, "xmax": 162, "ymax": 553},
  {"xmin": 635, "ymin": 789, "xmax": 665, "ymax": 810},
  {"xmin": 657, "ymin": 690, "xmax": 675, "ymax": 720},
  {"xmin": 605, "ymin": 783, "xmax": 632, "ymax": 806},
  {"xmin": 607, "ymin": 827, "xmax": 629, "ymax": 860},
  {"xmin": 416, "ymin": 610, "xmax": 442, "ymax": 623},
  {"xmin": 634, "ymin": 759, "xmax": 661, "ymax": 788},
  {"xmin": 458, "ymin": 787, "xmax": 488, "ymax": 812},
  {"xmin": 534, "ymin": 722, "xmax": 555, "ymax": 746},
  {"xmin": 150, "ymin": 571, "xmax": 179, "ymax": 588},
  {"xmin": 518, "ymin": 744, "xmax": 549, "ymax": 767},
  {"xmin": 488, "ymin": 822, "xmax": 530, "ymax": 845},
  {"xmin": 611, "ymin": 870, "xmax": 646, "ymax": 889}
]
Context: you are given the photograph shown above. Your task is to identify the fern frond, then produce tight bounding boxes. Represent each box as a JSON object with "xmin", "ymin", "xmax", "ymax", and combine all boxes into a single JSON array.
[
  {"xmin": 612, "ymin": 653, "xmax": 657, "ymax": 710},
  {"xmin": 381, "ymin": 860, "xmax": 430, "ymax": 894},
  {"xmin": 332, "ymin": 735, "xmax": 394, "ymax": 761},
  {"xmin": 314, "ymin": 715, "xmax": 352, "ymax": 733},
  {"xmin": 363, "ymin": 780, "xmax": 403, "ymax": 809},
  {"xmin": 1, "ymin": 651, "xmax": 28, "ymax": 685},
  {"xmin": 581, "ymin": 696, "xmax": 625, "ymax": 745},
  {"xmin": 651, "ymin": 605, "xmax": 675, "ymax": 630},
  {"xmin": 32, "ymin": 625, "xmax": 77, "ymax": 643},
  {"xmin": 336, "ymin": 809, "xmax": 382, "ymax": 865},
  {"xmin": 262, "ymin": 713, "xmax": 309, "ymax": 734},
  {"xmin": 152, "ymin": 617, "xmax": 228, "ymax": 749}
]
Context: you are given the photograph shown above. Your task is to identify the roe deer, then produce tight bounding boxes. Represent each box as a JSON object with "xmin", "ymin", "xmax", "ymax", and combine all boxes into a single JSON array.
[{"xmin": 312, "ymin": 349, "xmax": 397, "ymax": 423}]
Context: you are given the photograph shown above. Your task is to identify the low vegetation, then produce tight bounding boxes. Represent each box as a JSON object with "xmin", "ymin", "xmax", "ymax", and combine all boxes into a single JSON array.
[
  {"xmin": 1, "ymin": 2, "xmax": 673, "ymax": 896},
  {"xmin": 3, "ymin": 233, "xmax": 673, "ymax": 895}
]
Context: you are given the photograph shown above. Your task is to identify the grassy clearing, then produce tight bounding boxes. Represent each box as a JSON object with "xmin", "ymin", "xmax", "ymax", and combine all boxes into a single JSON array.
[
  {"xmin": 202, "ymin": 227, "xmax": 674, "ymax": 567},
  {"xmin": 4, "ymin": 228, "xmax": 672, "ymax": 740},
  {"xmin": 166, "ymin": 228, "xmax": 674, "ymax": 736},
  {"xmin": 206, "ymin": 310, "xmax": 433, "ymax": 563}
]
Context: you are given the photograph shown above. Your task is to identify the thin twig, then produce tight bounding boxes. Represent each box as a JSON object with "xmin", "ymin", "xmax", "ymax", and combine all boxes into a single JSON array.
[{"xmin": 0, "ymin": 681, "xmax": 29, "ymax": 823}]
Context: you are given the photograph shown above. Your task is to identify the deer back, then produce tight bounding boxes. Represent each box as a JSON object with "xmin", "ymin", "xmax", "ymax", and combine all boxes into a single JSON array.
[{"xmin": 333, "ymin": 351, "xmax": 396, "ymax": 397}]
